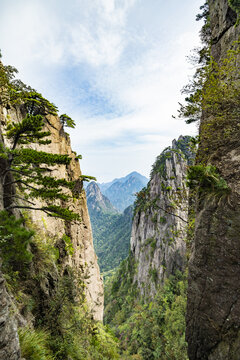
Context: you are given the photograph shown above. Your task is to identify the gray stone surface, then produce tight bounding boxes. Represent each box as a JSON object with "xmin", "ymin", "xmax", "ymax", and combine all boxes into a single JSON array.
[
  {"xmin": 0, "ymin": 105, "xmax": 104, "ymax": 321},
  {"xmin": 0, "ymin": 268, "xmax": 21, "ymax": 360},
  {"xmin": 131, "ymin": 136, "xmax": 190, "ymax": 297},
  {"xmin": 186, "ymin": 1, "xmax": 240, "ymax": 359}
]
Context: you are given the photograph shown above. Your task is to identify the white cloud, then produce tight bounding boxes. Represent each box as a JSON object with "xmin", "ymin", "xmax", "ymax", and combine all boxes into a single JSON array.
[
  {"xmin": 0, "ymin": 0, "xmax": 137, "ymax": 67},
  {"xmin": 66, "ymin": 28, "xmax": 200, "ymax": 147},
  {"xmin": 0, "ymin": 0, "xmax": 203, "ymax": 182},
  {"xmin": 68, "ymin": 23, "xmax": 124, "ymax": 66}
]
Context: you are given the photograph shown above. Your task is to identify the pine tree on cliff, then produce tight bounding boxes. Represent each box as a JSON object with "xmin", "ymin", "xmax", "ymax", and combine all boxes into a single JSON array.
[{"xmin": 0, "ymin": 54, "xmax": 94, "ymax": 221}]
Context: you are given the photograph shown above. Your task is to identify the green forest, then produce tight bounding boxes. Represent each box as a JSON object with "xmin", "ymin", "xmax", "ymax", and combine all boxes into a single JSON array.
[{"xmin": 88, "ymin": 203, "xmax": 133, "ymax": 275}]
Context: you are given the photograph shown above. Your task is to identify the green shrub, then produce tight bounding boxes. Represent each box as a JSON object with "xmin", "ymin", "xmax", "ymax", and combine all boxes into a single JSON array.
[
  {"xmin": 160, "ymin": 216, "xmax": 167, "ymax": 224},
  {"xmin": 228, "ymin": 0, "xmax": 240, "ymax": 24},
  {"xmin": 0, "ymin": 211, "xmax": 34, "ymax": 276},
  {"xmin": 18, "ymin": 327, "xmax": 54, "ymax": 360},
  {"xmin": 149, "ymin": 267, "xmax": 158, "ymax": 283},
  {"xmin": 62, "ymin": 234, "xmax": 74, "ymax": 256},
  {"xmin": 187, "ymin": 164, "xmax": 230, "ymax": 196}
]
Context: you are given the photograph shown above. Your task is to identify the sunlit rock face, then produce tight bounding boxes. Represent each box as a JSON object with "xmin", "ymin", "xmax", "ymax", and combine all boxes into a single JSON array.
[
  {"xmin": 130, "ymin": 136, "xmax": 192, "ymax": 298},
  {"xmin": 186, "ymin": 1, "xmax": 240, "ymax": 359},
  {"xmin": 0, "ymin": 102, "xmax": 104, "ymax": 359},
  {"xmin": 0, "ymin": 105, "xmax": 104, "ymax": 321}
]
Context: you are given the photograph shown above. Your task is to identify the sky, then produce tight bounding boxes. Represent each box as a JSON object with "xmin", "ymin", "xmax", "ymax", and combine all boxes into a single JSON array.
[{"xmin": 0, "ymin": 0, "xmax": 203, "ymax": 182}]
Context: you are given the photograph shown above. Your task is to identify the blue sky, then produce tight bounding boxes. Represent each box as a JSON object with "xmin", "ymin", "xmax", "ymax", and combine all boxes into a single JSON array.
[{"xmin": 0, "ymin": 0, "xmax": 203, "ymax": 182}]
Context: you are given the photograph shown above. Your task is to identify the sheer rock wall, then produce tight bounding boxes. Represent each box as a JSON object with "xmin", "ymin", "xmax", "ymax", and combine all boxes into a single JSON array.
[
  {"xmin": 0, "ymin": 103, "xmax": 103, "ymax": 359},
  {"xmin": 186, "ymin": 1, "xmax": 240, "ymax": 359},
  {"xmin": 131, "ymin": 136, "xmax": 191, "ymax": 298}
]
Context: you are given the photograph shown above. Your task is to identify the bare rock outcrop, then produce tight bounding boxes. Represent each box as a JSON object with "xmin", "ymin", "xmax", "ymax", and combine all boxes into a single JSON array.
[
  {"xmin": 131, "ymin": 136, "xmax": 193, "ymax": 297},
  {"xmin": 0, "ymin": 104, "xmax": 104, "ymax": 320}
]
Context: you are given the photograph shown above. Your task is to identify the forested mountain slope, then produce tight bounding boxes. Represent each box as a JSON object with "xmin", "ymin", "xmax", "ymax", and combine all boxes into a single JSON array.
[
  {"xmin": 1, "ymin": 0, "xmax": 239, "ymax": 359},
  {"xmin": 86, "ymin": 182, "xmax": 133, "ymax": 273},
  {"xmin": 104, "ymin": 135, "xmax": 194, "ymax": 358}
]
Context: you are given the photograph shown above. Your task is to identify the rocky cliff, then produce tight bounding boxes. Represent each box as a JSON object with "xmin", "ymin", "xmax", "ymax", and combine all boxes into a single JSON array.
[
  {"xmin": 186, "ymin": 1, "xmax": 240, "ymax": 359},
  {"xmin": 131, "ymin": 135, "xmax": 193, "ymax": 298},
  {"xmin": 0, "ymin": 102, "xmax": 104, "ymax": 320},
  {"xmin": 104, "ymin": 135, "xmax": 193, "ymax": 357},
  {"xmin": 0, "ymin": 86, "xmax": 104, "ymax": 357}
]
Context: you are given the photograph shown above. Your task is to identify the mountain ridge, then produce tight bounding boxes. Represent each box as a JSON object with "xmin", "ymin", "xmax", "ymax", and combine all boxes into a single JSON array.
[
  {"xmin": 86, "ymin": 181, "xmax": 118, "ymax": 214},
  {"xmin": 86, "ymin": 182, "xmax": 133, "ymax": 274},
  {"xmin": 98, "ymin": 171, "xmax": 148, "ymax": 193},
  {"xmin": 97, "ymin": 171, "xmax": 148, "ymax": 212}
]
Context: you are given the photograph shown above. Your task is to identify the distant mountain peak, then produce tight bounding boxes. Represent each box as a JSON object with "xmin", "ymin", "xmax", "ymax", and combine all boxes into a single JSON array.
[
  {"xmin": 98, "ymin": 171, "xmax": 148, "ymax": 212},
  {"xmin": 126, "ymin": 171, "xmax": 140, "ymax": 177},
  {"xmin": 86, "ymin": 182, "xmax": 118, "ymax": 214},
  {"xmin": 87, "ymin": 181, "xmax": 100, "ymax": 193}
]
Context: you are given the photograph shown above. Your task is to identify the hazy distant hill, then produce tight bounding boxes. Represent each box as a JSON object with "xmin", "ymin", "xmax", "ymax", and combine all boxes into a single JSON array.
[
  {"xmin": 86, "ymin": 182, "xmax": 133, "ymax": 274},
  {"xmin": 86, "ymin": 181, "xmax": 118, "ymax": 215},
  {"xmin": 98, "ymin": 171, "xmax": 148, "ymax": 212}
]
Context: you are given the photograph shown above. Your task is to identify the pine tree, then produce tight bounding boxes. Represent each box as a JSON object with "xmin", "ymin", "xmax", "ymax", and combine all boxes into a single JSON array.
[
  {"xmin": 0, "ymin": 55, "xmax": 95, "ymax": 221},
  {"xmin": 60, "ymin": 114, "xmax": 76, "ymax": 128}
]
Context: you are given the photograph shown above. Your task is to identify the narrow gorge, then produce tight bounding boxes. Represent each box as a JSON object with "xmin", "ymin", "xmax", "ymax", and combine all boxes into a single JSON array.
[{"xmin": 0, "ymin": 0, "xmax": 240, "ymax": 359}]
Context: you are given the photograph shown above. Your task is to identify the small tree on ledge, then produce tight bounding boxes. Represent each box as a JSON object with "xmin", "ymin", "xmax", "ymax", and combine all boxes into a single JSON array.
[
  {"xmin": 60, "ymin": 114, "xmax": 76, "ymax": 129},
  {"xmin": 0, "ymin": 54, "xmax": 95, "ymax": 221},
  {"xmin": 0, "ymin": 113, "xmax": 95, "ymax": 221},
  {"xmin": 2, "ymin": 114, "xmax": 97, "ymax": 222}
]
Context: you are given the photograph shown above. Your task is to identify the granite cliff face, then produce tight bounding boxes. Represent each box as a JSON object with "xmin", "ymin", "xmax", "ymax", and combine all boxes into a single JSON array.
[
  {"xmin": 0, "ymin": 100, "xmax": 103, "ymax": 358},
  {"xmin": 0, "ymin": 104, "xmax": 104, "ymax": 320},
  {"xmin": 131, "ymin": 136, "xmax": 193, "ymax": 298},
  {"xmin": 186, "ymin": 1, "xmax": 240, "ymax": 359}
]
